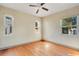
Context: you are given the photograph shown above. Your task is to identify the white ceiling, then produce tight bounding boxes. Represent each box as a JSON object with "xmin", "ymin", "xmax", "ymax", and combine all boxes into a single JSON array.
[{"xmin": 0, "ymin": 3, "xmax": 79, "ymax": 17}]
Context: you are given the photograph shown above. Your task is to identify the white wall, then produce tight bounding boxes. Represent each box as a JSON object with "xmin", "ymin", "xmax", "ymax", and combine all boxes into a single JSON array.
[
  {"xmin": 43, "ymin": 6, "xmax": 79, "ymax": 49},
  {"xmin": 0, "ymin": 6, "xmax": 41, "ymax": 50}
]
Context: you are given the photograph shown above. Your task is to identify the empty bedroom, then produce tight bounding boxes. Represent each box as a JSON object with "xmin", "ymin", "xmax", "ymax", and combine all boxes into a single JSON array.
[{"xmin": 0, "ymin": 3, "xmax": 79, "ymax": 56}]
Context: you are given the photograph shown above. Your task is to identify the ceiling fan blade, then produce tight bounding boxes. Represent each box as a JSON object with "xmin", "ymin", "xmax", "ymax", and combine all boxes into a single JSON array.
[
  {"xmin": 41, "ymin": 3, "xmax": 45, "ymax": 6},
  {"xmin": 42, "ymin": 7, "xmax": 48, "ymax": 11},
  {"xmin": 29, "ymin": 5, "xmax": 38, "ymax": 7},
  {"xmin": 36, "ymin": 9, "xmax": 39, "ymax": 14}
]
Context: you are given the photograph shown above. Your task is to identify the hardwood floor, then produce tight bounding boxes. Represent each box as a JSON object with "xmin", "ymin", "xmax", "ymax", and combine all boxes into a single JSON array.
[{"xmin": 0, "ymin": 40, "xmax": 79, "ymax": 56}]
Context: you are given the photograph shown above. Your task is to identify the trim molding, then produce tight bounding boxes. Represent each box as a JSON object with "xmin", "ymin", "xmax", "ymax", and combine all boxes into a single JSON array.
[
  {"xmin": 0, "ymin": 40, "xmax": 41, "ymax": 50},
  {"xmin": 45, "ymin": 40, "xmax": 79, "ymax": 51}
]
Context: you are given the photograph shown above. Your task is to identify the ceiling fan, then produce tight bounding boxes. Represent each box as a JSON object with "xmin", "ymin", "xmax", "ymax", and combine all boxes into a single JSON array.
[{"xmin": 29, "ymin": 3, "xmax": 48, "ymax": 14}]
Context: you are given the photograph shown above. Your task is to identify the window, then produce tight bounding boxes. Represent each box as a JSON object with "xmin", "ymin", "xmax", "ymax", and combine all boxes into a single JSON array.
[
  {"xmin": 4, "ymin": 15, "xmax": 13, "ymax": 35},
  {"xmin": 34, "ymin": 20, "xmax": 40, "ymax": 30},
  {"xmin": 61, "ymin": 16, "xmax": 77, "ymax": 35}
]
